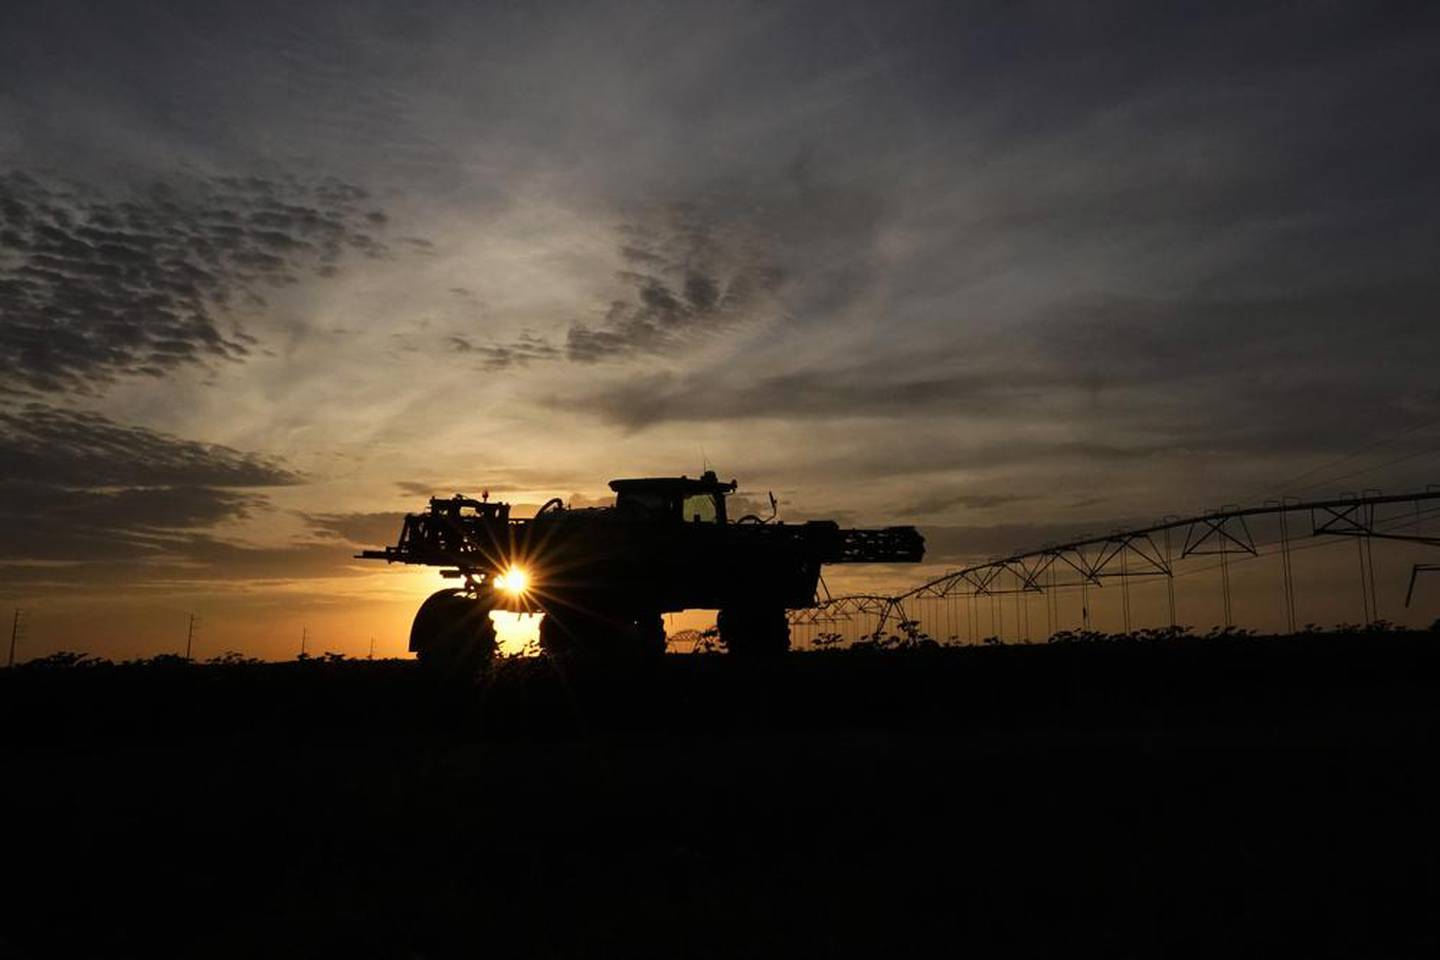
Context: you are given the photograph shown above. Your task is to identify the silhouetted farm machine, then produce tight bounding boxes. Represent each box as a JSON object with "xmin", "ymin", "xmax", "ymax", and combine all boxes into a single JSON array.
[{"xmin": 361, "ymin": 472, "xmax": 923, "ymax": 672}]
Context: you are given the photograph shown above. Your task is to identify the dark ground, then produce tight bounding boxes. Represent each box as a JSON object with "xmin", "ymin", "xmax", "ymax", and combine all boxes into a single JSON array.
[{"xmin": 0, "ymin": 631, "xmax": 1436, "ymax": 958}]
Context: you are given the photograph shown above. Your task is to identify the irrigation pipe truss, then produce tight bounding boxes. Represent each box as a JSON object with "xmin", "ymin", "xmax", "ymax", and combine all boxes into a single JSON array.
[{"xmin": 790, "ymin": 488, "xmax": 1440, "ymax": 638}]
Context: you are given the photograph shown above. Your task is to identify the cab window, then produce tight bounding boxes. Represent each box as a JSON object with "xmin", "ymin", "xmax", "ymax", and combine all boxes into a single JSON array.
[
  {"xmin": 618, "ymin": 491, "xmax": 672, "ymax": 521},
  {"xmin": 682, "ymin": 493, "xmax": 718, "ymax": 523}
]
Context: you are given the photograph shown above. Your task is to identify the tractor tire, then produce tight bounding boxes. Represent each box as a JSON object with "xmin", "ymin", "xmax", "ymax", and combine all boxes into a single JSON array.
[
  {"xmin": 410, "ymin": 589, "xmax": 497, "ymax": 682},
  {"xmin": 717, "ymin": 606, "xmax": 790, "ymax": 656},
  {"xmin": 538, "ymin": 609, "xmax": 592, "ymax": 660},
  {"xmin": 633, "ymin": 612, "xmax": 668, "ymax": 658},
  {"xmin": 537, "ymin": 612, "xmax": 569, "ymax": 659},
  {"xmin": 540, "ymin": 609, "xmax": 666, "ymax": 660}
]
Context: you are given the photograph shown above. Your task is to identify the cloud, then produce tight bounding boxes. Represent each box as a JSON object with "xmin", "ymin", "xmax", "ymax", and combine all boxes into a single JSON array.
[
  {"xmin": 546, "ymin": 362, "xmax": 1014, "ymax": 430},
  {"xmin": 555, "ymin": 280, "xmax": 1440, "ymax": 455},
  {"xmin": 0, "ymin": 170, "xmax": 392, "ymax": 393},
  {"xmin": 391, "ymin": 467, "xmax": 599, "ymax": 501},
  {"xmin": 0, "ymin": 481, "xmax": 265, "ymax": 564},
  {"xmin": 0, "ymin": 402, "xmax": 301, "ymax": 488},
  {"xmin": 897, "ymin": 491, "xmax": 1035, "ymax": 518},
  {"xmin": 304, "ymin": 511, "xmax": 406, "ymax": 548},
  {"xmin": 449, "ymin": 332, "xmax": 560, "ymax": 369},
  {"xmin": 462, "ymin": 199, "xmax": 795, "ymax": 370},
  {"xmin": 563, "ymin": 201, "xmax": 787, "ymax": 362},
  {"xmin": 915, "ymin": 519, "xmax": 1152, "ymax": 566},
  {"xmin": 0, "ymin": 402, "xmax": 315, "ymax": 581},
  {"xmin": 1029, "ymin": 282, "xmax": 1440, "ymax": 393}
]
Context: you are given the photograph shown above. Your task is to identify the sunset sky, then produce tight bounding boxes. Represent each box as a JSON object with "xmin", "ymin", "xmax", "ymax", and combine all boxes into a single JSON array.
[{"xmin": 3, "ymin": 1, "xmax": 1439, "ymax": 660}]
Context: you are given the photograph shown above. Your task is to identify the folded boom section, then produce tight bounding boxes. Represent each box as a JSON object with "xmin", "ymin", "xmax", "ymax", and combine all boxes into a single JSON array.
[{"xmin": 828, "ymin": 526, "xmax": 927, "ymax": 564}]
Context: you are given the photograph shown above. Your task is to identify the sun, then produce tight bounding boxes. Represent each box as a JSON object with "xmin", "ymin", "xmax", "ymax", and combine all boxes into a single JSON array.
[{"xmin": 493, "ymin": 566, "xmax": 530, "ymax": 596}]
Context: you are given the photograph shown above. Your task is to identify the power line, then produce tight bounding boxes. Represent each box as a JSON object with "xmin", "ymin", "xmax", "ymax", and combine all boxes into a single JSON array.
[
  {"xmin": 1244, "ymin": 415, "xmax": 1440, "ymax": 503},
  {"xmin": 1282, "ymin": 446, "xmax": 1440, "ymax": 498}
]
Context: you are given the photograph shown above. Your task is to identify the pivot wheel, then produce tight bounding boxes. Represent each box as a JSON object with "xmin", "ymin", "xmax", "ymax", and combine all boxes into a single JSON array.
[
  {"xmin": 717, "ymin": 606, "xmax": 790, "ymax": 656},
  {"xmin": 410, "ymin": 589, "xmax": 497, "ymax": 681}
]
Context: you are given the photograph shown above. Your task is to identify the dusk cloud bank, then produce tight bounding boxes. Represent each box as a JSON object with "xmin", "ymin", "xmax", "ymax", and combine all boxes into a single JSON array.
[
  {"xmin": 0, "ymin": 172, "xmax": 390, "ymax": 392},
  {"xmin": 0, "ymin": 403, "xmax": 316, "ymax": 583}
]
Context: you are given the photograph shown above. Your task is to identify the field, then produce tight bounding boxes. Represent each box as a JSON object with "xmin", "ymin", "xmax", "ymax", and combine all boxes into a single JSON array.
[{"xmin": 2, "ymin": 630, "xmax": 1437, "ymax": 957}]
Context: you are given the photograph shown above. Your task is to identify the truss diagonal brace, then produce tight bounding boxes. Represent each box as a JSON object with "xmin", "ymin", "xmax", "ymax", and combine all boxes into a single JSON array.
[{"xmin": 1182, "ymin": 515, "xmax": 1257, "ymax": 557}]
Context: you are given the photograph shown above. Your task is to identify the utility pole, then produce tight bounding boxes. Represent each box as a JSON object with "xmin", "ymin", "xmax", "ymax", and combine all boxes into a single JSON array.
[
  {"xmin": 300, "ymin": 626, "xmax": 308, "ymax": 658},
  {"xmin": 368, "ymin": 636, "xmax": 375, "ymax": 660},
  {"xmin": 8, "ymin": 609, "xmax": 21, "ymax": 668},
  {"xmin": 185, "ymin": 613, "xmax": 198, "ymax": 660}
]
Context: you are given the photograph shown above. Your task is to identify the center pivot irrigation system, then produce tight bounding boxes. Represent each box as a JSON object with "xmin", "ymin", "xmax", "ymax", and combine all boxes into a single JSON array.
[{"xmin": 789, "ymin": 489, "xmax": 1440, "ymax": 642}]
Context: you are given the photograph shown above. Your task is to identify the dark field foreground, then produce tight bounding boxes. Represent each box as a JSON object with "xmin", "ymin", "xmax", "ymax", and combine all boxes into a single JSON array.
[{"xmin": 1, "ymin": 631, "xmax": 1437, "ymax": 958}]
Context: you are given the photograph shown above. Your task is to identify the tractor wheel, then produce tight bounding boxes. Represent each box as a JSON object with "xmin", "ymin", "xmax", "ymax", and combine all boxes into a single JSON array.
[
  {"xmin": 537, "ymin": 612, "xmax": 566, "ymax": 658},
  {"xmin": 538, "ymin": 609, "xmax": 589, "ymax": 660},
  {"xmin": 410, "ymin": 589, "xmax": 497, "ymax": 682},
  {"xmin": 717, "ymin": 606, "xmax": 790, "ymax": 656},
  {"xmin": 633, "ymin": 612, "xmax": 668, "ymax": 658},
  {"xmin": 540, "ymin": 609, "xmax": 665, "ymax": 660}
]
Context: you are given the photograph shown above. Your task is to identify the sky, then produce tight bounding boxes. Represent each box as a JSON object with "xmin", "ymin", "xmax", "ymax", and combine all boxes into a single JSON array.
[{"xmin": 3, "ymin": 0, "xmax": 1439, "ymax": 660}]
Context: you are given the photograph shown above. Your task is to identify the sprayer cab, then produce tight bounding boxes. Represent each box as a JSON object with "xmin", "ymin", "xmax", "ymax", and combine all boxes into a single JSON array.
[{"xmin": 610, "ymin": 470, "xmax": 737, "ymax": 524}]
